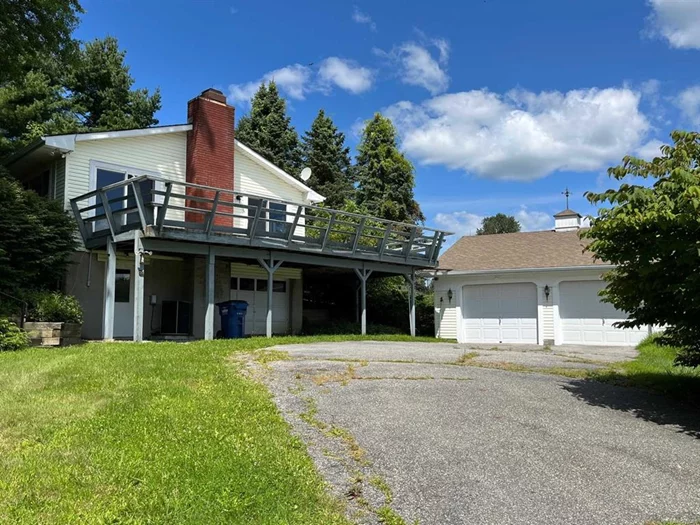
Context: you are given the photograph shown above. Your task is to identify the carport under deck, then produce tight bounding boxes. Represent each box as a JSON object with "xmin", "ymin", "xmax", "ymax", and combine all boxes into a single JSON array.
[{"xmin": 70, "ymin": 175, "xmax": 451, "ymax": 341}]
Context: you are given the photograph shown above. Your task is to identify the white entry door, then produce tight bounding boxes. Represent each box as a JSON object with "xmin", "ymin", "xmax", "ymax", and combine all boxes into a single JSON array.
[
  {"xmin": 559, "ymin": 280, "xmax": 647, "ymax": 346},
  {"xmin": 113, "ymin": 267, "xmax": 134, "ymax": 338},
  {"xmin": 230, "ymin": 277, "xmax": 289, "ymax": 335},
  {"xmin": 462, "ymin": 283, "xmax": 538, "ymax": 344}
]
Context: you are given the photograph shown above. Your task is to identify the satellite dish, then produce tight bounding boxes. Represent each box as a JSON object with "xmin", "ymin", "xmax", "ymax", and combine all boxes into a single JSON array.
[{"xmin": 300, "ymin": 167, "xmax": 312, "ymax": 181}]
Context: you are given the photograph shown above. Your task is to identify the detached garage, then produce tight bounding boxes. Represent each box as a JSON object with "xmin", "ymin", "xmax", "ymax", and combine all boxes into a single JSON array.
[{"xmin": 434, "ymin": 209, "xmax": 650, "ymax": 347}]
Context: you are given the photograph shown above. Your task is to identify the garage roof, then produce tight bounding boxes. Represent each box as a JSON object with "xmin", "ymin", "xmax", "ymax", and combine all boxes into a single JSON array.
[{"xmin": 438, "ymin": 229, "xmax": 606, "ymax": 272}]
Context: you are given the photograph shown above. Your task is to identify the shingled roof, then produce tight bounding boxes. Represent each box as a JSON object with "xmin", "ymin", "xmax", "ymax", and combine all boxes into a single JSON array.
[{"xmin": 437, "ymin": 229, "xmax": 607, "ymax": 272}]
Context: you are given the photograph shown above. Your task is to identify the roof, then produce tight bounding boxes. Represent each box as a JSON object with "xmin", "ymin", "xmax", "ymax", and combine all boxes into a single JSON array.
[
  {"xmin": 438, "ymin": 229, "xmax": 607, "ymax": 272},
  {"xmin": 554, "ymin": 209, "xmax": 582, "ymax": 218},
  {"xmin": 3, "ymin": 124, "xmax": 324, "ymax": 203}
]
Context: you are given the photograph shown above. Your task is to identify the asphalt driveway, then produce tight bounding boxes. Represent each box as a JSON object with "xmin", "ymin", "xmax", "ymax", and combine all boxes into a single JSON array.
[{"xmin": 259, "ymin": 341, "xmax": 700, "ymax": 525}]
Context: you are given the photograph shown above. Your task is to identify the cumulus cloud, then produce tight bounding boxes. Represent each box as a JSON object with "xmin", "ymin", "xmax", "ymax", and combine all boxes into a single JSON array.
[
  {"xmin": 385, "ymin": 86, "xmax": 650, "ymax": 181},
  {"xmin": 646, "ymin": 0, "xmax": 700, "ymax": 49},
  {"xmin": 635, "ymin": 139, "xmax": 666, "ymax": 160},
  {"xmin": 375, "ymin": 39, "xmax": 450, "ymax": 95},
  {"xmin": 228, "ymin": 58, "xmax": 374, "ymax": 104},
  {"xmin": 676, "ymin": 85, "xmax": 700, "ymax": 125},
  {"xmin": 434, "ymin": 207, "xmax": 554, "ymax": 238},
  {"xmin": 352, "ymin": 6, "xmax": 376, "ymax": 31},
  {"xmin": 229, "ymin": 64, "xmax": 312, "ymax": 103},
  {"xmin": 318, "ymin": 58, "xmax": 373, "ymax": 94}
]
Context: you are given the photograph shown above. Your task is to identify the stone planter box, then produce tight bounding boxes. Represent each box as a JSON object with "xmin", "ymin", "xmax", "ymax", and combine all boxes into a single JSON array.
[{"xmin": 24, "ymin": 322, "xmax": 82, "ymax": 347}]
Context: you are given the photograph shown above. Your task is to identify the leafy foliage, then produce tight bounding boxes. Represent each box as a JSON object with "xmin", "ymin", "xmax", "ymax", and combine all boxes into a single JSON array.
[
  {"xmin": 68, "ymin": 36, "xmax": 161, "ymax": 130},
  {"xmin": 0, "ymin": 0, "xmax": 82, "ymax": 85},
  {"xmin": 301, "ymin": 109, "xmax": 355, "ymax": 209},
  {"xmin": 0, "ymin": 35, "xmax": 161, "ymax": 157},
  {"xmin": 28, "ymin": 291, "xmax": 83, "ymax": 324},
  {"xmin": 477, "ymin": 213, "xmax": 521, "ymax": 235},
  {"xmin": 583, "ymin": 130, "xmax": 700, "ymax": 366},
  {"xmin": 236, "ymin": 81, "xmax": 303, "ymax": 176},
  {"xmin": 356, "ymin": 114, "xmax": 425, "ymax": 224},
  {"xmin": 0, "ymin": 318, "xmax": 30, "ymax": 351},
  {"xmin": 0, "ymin": 168, "xmax": 77, "ymax": 296}
]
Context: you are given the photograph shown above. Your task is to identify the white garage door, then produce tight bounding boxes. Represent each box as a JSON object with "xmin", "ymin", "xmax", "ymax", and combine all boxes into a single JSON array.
[
  {"xmin": 231, "ymin": 277, "xmax": 289, "ymax": 335},
  {"xmin": 462, "ymin": 283, "xmax": 538, "ymax": 344},
  {"xmin": 559, "ymin": 281, "xmax": 647, "ymax": 346}
]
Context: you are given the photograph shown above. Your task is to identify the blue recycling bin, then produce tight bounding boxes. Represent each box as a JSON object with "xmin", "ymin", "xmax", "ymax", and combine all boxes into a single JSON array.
[{"xmin": 217, "ymin": 300, "xmax": 248, "ymax": 338}]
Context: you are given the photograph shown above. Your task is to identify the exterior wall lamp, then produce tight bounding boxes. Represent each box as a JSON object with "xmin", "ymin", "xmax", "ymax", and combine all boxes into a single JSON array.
[
  {"xmin": 544, "ymin": 285, "xmax": 550, "ymax": 301},
  {"xmin": 447, "ymin": 289, "xmax": 453, "ymax": 303}
]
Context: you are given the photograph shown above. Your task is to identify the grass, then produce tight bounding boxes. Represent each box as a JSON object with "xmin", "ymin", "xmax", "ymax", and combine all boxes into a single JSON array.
[
  {"xmin": 0, "ymin": 334, "xmax": 444, "ymax": 524},
  {"xmin": 591, "ymin": 336, "xmax": 700, "ymax": 404}
]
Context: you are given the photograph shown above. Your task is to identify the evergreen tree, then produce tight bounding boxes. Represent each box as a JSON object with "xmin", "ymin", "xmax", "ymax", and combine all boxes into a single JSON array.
[
  {"xmin": 301, "ymin": 109, "xmax": 354, "ymax": 209},
  {"xmin": 0, "ymin": 0, "xmax": 83, "ymax": 85},
  {"xmin": 236, "ymin": 81, "xmax": 302, "ymax": 176},
  {"xmin": 68, "ymin": 37, "xmax": 161, "ymax": 130},
  {"xmin": 355, "ymin": 113, "xmax": 424, "ymax": 223}
]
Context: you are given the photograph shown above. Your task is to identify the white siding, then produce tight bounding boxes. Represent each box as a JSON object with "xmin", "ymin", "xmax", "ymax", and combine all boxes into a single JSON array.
[
  {"xmin": 230, "ymin": 262, "xmax": 302, "ymax": 280},
  {"xmin": 542, "ymin": 303, "xmax": 554, "ymax": 342},
  {"xmin": 64, "ymin": 132, "xmax": 187, "ymax": 209},
  {"xmin": 434, "ymin": 290, "xmax": 457, "ymax": 339}
]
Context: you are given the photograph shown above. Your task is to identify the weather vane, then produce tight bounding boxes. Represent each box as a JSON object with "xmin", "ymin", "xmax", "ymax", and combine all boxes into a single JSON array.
[{"xmin": 562, "ymin": 187, "xmax": 572, "ymax": 209}]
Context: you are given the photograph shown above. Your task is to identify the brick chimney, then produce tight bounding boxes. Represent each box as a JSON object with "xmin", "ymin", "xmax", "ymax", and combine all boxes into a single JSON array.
[{"xmin": 186, "ymin": 88, "xmax": 235, "ymax": 226}]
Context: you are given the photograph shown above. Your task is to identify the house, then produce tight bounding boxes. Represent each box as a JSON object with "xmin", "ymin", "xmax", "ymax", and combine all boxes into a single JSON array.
[
  {"xmin": 433, "ymin": 209, "xmax": 649, "ymax": 346},
  {"xmin": 4, "ymin": 88, "xmax": 450, "ymax": 341}
]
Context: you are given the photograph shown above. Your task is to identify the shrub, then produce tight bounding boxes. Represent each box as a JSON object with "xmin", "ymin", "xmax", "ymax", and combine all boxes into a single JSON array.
[
  {"xmin": 0, "ymin": 318, "xmax": 30, "ymax": 351},
  {"xmin": 28, "ymin": 291, "xmax": 83, "ymax": 324}
]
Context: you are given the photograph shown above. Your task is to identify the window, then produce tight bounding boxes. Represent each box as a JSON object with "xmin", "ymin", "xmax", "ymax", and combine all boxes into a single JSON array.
[
  {"xmin": 239, "ymin": 278, "xmax": 254, "ymax": 291},
  {"xmin": 230, "ymin": 277, "xmax": 238, "ymax": 290},
  {"xmin": 269, "ymin": 203, "xmax": 287, "ymax": 235},
  {"xmin": 256, "ymin": 279, "xmax": 268, "ymax": 292},
  {"xmin": 273, "ymin": 280, "xmax": 287, "ymax": 293},
  {"xmin": 26, "ymin": 170, "xmax": 51, "ymax": 197},
  {"xmin": 115, "ymin": 270, "xmax": 131, "ymax": 303}
]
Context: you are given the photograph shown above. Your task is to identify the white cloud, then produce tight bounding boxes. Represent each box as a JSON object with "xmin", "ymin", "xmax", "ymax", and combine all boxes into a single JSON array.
[
  {"xmin": 228, "ymin": 59, "xmax": 373, "ymax": 105},
  {"xmin": 385, "ymin": 86, "xmax": 650, "ymax": 181},
  {"xmin": 229, "ymin": 64, "xmax": 312, "ymax": 104},
  {"xmin": 647, "ymin": 0, "xmax": 700, "ymax": 49},
  {"xmin": 434, "ymin": 207, "xmax": 554, "ymax": 238},
  {"xmin": 635, "ymin": 139, "xmax": 666, "ymax": 160},
  {"xmin": 514, "ymin": 207, "xmax": 553, "ymax": 232},
  {"xmin": 352, "ymin": 6, "xmax": 376, "ymax": 31},
  {"xmin": 375, "ymin": 40, "xmax": 450, "ymax": 95},
  {"xmin": 434, "ymin": 211, "xmax": 483, "ymax": 237},
  {"xmin": 676, "ymin": 85, "xmax": 700, "ymax": 125},
  {"xmin": 318, "ymin": 57, "xmax": 373, "ymax": 94}
]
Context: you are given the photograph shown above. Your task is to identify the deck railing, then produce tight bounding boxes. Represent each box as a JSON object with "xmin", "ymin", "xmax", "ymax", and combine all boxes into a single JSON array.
[{"xmin": 70, "ymin": 175, "xmax": 450, "ymax": 266}]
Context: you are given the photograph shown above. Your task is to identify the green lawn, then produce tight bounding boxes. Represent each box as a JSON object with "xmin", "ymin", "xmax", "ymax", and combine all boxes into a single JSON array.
[
  {"xmin": 592, "ymin": 336, "xmax": 700, "ymax": 405},
  {"xmin": 0, "ymin": 334, "xmax": 438, "ymax": 524}
]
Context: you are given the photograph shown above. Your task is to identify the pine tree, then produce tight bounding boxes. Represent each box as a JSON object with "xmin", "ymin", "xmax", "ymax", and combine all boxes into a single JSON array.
[
  {"xmin": 236, "ymin": 81, "xmax": 302, "ymax": 176},
  {"xmin": 355, "ymin": 113, "xmax": 424, "ymax": 223},
  {"xmin": 68, "ymin": 37, "xmax": 161, "ymax": 130},
  {"xmin": 301, "ymin": 109, "xmax": 354, "ymax": 209}
]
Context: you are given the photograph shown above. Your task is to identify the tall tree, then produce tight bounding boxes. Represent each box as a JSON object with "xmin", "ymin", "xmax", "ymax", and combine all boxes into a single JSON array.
[
  {"xmin": 301, "ymin": 109, "xmax": 354, "ymax": 209},
  {"xmin": 583, "ymin": 130, "xmax": 700, "ymax": 366},
  {"xmin": 0, "ymin": 0, "xmax": 83, "ymax": 85},
  {"xmin": 477, "ymin": 214, "xmax": 521, "ymax": 235},
  {"xmin": 236, "ymin": 81, "xmax": 302, "ymax": 177},
  {"xmin": 355, "ymin": 114, "xmax": 424, "ymax": 223},
  {"xmin": 68, "ymin": 37, "xmax": 161, "ymax": 130}
]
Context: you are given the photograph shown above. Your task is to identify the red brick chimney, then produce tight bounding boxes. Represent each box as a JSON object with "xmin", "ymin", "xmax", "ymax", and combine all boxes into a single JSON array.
[{"xmin": 186, "ymin": 88, "xmax": 235, "ymax": 226}]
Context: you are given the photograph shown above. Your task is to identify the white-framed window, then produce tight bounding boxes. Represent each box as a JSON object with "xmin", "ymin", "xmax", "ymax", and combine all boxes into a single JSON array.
[{"xmin": 88, "ymin": 160, "xmax": 163, "ymax": 231}]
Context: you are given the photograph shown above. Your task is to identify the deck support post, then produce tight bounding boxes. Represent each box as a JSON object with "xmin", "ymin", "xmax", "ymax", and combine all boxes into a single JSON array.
[
  {"xmin": 353, "ymin": 268, "xmax": 373, "ymax": 335},
  {"xmin": 133, "ymin": 233, "xmax": 145, "ymax": 342},
  {"xmin": 404, "ymin": 270, "xmax": 416, "ymax": 337},
  {"xmin": 102, "ymin": 240, "xmax": 116, "ymax": 341},
  {"xmin": 258, "ymin": 257, "xmax": 283, "ymax": 338},
  {"xmin": 204, "ymin": 247, "xmax": 215, "ymax": 340}
]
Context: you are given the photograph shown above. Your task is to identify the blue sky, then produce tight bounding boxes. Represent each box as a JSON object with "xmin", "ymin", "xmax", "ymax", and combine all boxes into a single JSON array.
[{"xmin": 75, "ymin": 0, "xmax": 700, "ymax": 239}]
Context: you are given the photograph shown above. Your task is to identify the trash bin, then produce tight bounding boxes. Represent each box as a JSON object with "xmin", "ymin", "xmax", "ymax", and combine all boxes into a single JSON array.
[{"xmin": 217, "ymin": 300, "xmax": 248, "ymax": 338}]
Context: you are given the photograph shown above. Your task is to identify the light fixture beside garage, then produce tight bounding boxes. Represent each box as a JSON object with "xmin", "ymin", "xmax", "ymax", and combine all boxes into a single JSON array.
[
  {"xmin": 447, "ymin": 289, "xmax": 453, "ymax": 303},
  {"xmin": 544, "ymin": 285, "xmax": 550, "ymax": 301}
]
